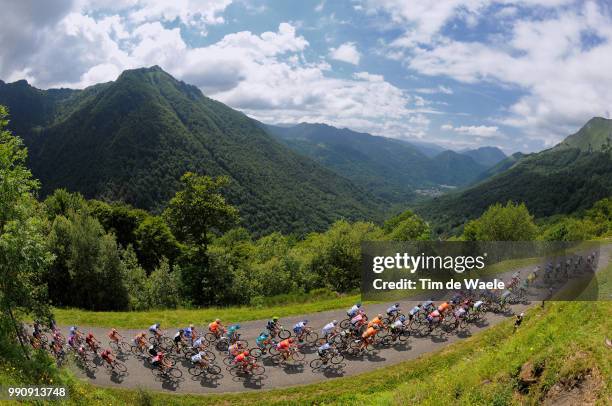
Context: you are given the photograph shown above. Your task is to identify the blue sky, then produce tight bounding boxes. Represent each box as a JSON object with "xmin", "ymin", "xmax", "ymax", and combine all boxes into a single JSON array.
[{"xmin": 1, "ymin": 1, "xmax": 612, "ymax": 153}]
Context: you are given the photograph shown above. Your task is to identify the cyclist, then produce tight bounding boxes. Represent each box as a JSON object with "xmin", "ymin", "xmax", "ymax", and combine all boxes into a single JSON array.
[
  {"xmin": 100, "ymin": 348, "xmax": 114, "ymax": 366},
  {"xmin": 228, "ymin": 340, "xmax": 246, "ymax": 357},
  {"xmin": 148, "ymin": 323, "xmax": 162, "ymax": 339},
  {"xmin": 190, "ymin": 350, "xmax": 210, "ymax": 368},
  {"xmin": 33, "ymin": 320, "xmax": 43, "ymax": 340},
  {"xmin": 386, "ymin": 303, "xmax": 401, "ymax": 319},
  {"xmin": 350, "ymin": 312, "xmax": 367, "ymax": 333},
  {"xmin": 347, "ymin": 303, "xmax": 363, "ymax": 318},
  {"xmin": 408, "ymin": 304, "xmax": 422, "ymax": 321},
  {"xmin": 422, "ymin": 299, "xmax": 436, "ymax": 313},
  {"xmin": 426, "ymin": 309, "xmax": 442, "ymax": 327},
  {"xmin": 108, "ymin": 328, "xmax": 122, "ymax": 345},
  {"xmin": 192, "ymin": 335, "xmax": 207, "ymax": 351},
  {"xmin": 184, "ymin": 324, "xmax": 196, "ymax": 343},
  {"xmin": 233, "ymin": 350, "xmax": 253, "ymax": 371},
  {"xmin": 133, "ymin": 332, "xmax": 147, "ymax": 349},
  {"xmin": 321, "ymin": 320, "xmax": 338, "ymax": 341},
  {"xmin": 276, "ymin": 337, "xmax": 295, "ymax": 359},
  {"xmin": 256, "ymin": 331, "xmax": 272, "ymax": 351},
  {"xmin": 85, "ymin": 332, "xmax": 99, "ymax": 353},
  {"xmin": 361, "ymin": 324, "xmax": 378, "ymax": 346},
  {"xmin": 389, "ymin": 315, "xmax": 407, "ymax": 338},
  {"xmin": 208, "ymin": 319, "xmax": 224, "ymax": 338},
  {"xmin": 151, "ymin": 351, "xmax": 171, "ymax": 372},
  {"xmin": 367, "ymin": 314, "xmax": 385, "ymax": 329},
  {"xmin": 69, "ymin": 326, "xmax": 82, "ymax": 343},
  {"xmin": 293, "ymin": 320, "xmax": 309, "ymax": 341},
  {"xmin": 266, "ymin": 316, "xmax": 281, "ymax": 336},
  {"xmin": 173, "ymin": 329, "xmax": 186, "ymax": 353},
  {"xmin": 226, "ymin": 324, "xmax": 241, "ymax": 342},
  {"xmin": 317, "ymin": 342, "xmax": 332, "ymax": 361}
]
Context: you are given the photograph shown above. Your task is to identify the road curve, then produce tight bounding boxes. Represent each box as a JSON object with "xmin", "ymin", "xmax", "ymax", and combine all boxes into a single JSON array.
[{"xmin": 55, "ymin": 247, "xmax": 607, "ymax": 394}]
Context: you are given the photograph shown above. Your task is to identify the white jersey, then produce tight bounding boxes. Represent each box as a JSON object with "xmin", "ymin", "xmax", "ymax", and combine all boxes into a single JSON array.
[
  {"xmin": 322, "ymin": 322, "xmax": 336, "ymax": 336},
  {"xmin": 391, "ymin": 320, "xmax": 403, "ymax": 329},
  {"xmin": 193, "ymin": 337, "xmax": 204, "ymax": 348},
  {"xmin": 191, "ymin": 352, "xmax": 203, "ymax": 363}
]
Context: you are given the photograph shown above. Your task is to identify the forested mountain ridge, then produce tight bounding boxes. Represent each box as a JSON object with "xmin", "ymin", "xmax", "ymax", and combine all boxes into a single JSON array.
[
  {"xmin": 459, "ymin": 146, "xmax": 506, "ymax": 167},
  {"xmin": 0, "ymin": 66, "xmax": 385, "ymax": 235},
  {"xmin": 417, "ymin": 117, "xmax": 612, "ymax": 235},
  {"xmin": 266, "ymin": 122, "xmax": 488, "ymax": 202}
]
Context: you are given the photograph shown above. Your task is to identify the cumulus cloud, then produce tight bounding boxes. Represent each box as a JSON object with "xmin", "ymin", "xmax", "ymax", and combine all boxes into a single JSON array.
[
  {"xmin": 0, "ymin": 3, "xmax": 430, "ymax": 139},
  {"xmin": 329, "ymin": 42, "xmax": 361, "ymax": 65},
  {"xmin": 442, "ymin": 124, "xmax": 501, "ymax": 138},
  {"xmin": 415, "ymin": 85, "xmax": 453, "ymax": 95},
  {"xmin": 363, "ymin": 0, "xmax": 612, "ymax": 145}
]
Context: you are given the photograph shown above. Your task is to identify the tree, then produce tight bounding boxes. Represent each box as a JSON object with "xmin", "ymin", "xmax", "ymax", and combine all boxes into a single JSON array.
[
  {"xmin": 135, "ymin": 216, "xmax": 181, "ymax": 272},
  {"xmin": 0, "ymin": 105, "xmax": 53, "ymax": 357},
  {"xmin": 148, "ymin": 258, "xmax": 179, "ymax": 309},
  {"xmin": 164, "ymin": 173, "xmax": 239, "ymax": 304},
  {"xmin": 383, "ymin": 210, "xmax": 431, "ymax": 241},
  {"xmin": 463, "ymin": 202, "xmax": 538, "ymax": 241},
  {"xmin": 164, "ymin": 173, "xmax": 239, "ymax": 250},
  {"xmin": 121, "ymin": 245, "xmax": 150, "ymax": 310},
  {"xmin": 43, "ymin": 189, "xmax": 86, "ymax": 220}
]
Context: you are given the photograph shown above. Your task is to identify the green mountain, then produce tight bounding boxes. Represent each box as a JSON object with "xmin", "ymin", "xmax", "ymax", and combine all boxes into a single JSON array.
[
  {"xmin": 418, "ymin": 117, "xmax": 612, "ymax": 234},
  {"xmin": 460, "ymin": 146, "xmax": 506, "ymax": 168},
  {"xmin": 266, "ymin": 123, "xmax": 487, "ymax": 203},
  {"xmin": 475, "ymin": 152, "xmax": 527, "ymax": 182},
  {"xmin": 0, "ymin": 66, "xmax": 385, "ymax": 235},
  {"xmin": 403, "ymin": 139, "xmax": 446, "ymax": 157}
]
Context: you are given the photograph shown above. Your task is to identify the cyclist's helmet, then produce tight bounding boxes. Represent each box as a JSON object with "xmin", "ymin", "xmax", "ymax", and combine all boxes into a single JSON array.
[
  {"xmin": 243, "ymin": 350, "xmax": 250, "ymax": 356},
  {"xmin": 332, "ymin": 320, "xmax": 338, "ymax": 325},
  {"xmin": 189, "ymin": 324, "xmax": 194, "ymax": 328},
  {"xmin": 399, "ymin": 315, "xmax": 406, "ymax": 322},
  {"xmin": 377, "ymin": 314, "xmax": 383, "ymax": 319},
  {"xmin": 356, "ymin": 303, "xmax": 362, "ymax": 307},
  {"xmin": 155, "ymin": 323, "xmax": 160, "ymax": 328},
  {"xmin": 395, "ymin": 303, "xmax": 400, "ymax": 307},
  {"xmin": 215, "ymin": 319, "xmax": 221, "ymax": 323},
  {"xmin": 87, "ymin": 332, "xmax": 93, "ymax": 338},
  {"xmin": 288, "ymin": 338, "xmax": 294, "ymax": 343},
  {"xmin": 303, "ymin": 320, "xmax": 309, "ymax": 324},
  {"xmin": 179, "ymin": 329, "xmax": 184, "ymax": 334},
  {"xmin": 235, "ymin": 324, "xmax": 241, "ymax": 329},
  {"xmin": 272, "ymin": 316, "xmax": 279, "ymax": 321}
]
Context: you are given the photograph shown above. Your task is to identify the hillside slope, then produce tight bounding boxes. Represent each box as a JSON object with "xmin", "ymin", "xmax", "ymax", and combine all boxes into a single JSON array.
[
  {"xmin": 460, "ymin": 146, "xmax": 506, "ymax": 167},
  {"xmin": 267, "ymin": 123, "xmax": 487, "ymax": 202},
  {"xmin": 418, "ymin": 117, "xmax": 612, "ymax": 234},
  {"xmin": 0, "ymin": 67, "xmax": 384, "ymax": 235}
]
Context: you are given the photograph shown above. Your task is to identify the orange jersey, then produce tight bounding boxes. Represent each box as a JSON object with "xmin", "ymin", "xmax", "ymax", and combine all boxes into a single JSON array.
[
  {"xmin": 368, "ymin": 317, "xmax": 383, "ymax": 328},
  {"xmin": 234, "ymin": 353, "xmax": 247, "ymax": 363},
  {"xmin": 208, "ymin": 321, "xmax": 220, "ymax": 332},
  {"xmin": 278, "ymin": 339, "xmax": 291, "ymax": 349},
  {"xmin": 362, "ymin": 327, "xmax": 377, "ymax": 339},
  {"xmin": 438, "ymin": 303, "xmax": 450, "ymax": 312}
]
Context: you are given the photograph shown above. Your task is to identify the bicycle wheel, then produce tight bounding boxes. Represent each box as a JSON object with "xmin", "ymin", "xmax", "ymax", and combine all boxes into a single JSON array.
[
  {"xmin": 203, "ymin": 350, "xmax": 216, "ymax": 362},
  {"xmin": 251, "ymin": 365, "xmax": 265, "ymax": 376},
  {"xmin": 398, "ymin": 331, "xmax": 410, "ymax": 342},
  {"xmin": 113, "ymin": 361, "xmax": 127, "ymax": 373},
  {"xmin": 207, "ymin": 364, "xmax": 222, "ymax": 376},
  {"xmin": 339, "ymin": 318, "xmax": 351, "ymax": 329},
  {"xmin": 304, "ymin": 331, "xmax": 318, "ymax": 345},
  {"xmin": 222, "ymin": 356, "xmax": 233, "ymax": 367},
  {"xmin": 130, "ymin": 345, "xmax": 143, "ymax": 356},
  {"xmin": 168, "ymin": 367, "xmax": 183, "ymax": 379},
  {"xmin": 250, "ymin": 348, "xmax": 263, "ymax": 358},
  {"xmin": 291, "ymin": 351, "xmax": 305, "ymax": 362},
  {"xmin": 204, "ymin": 333, "xmax": 217, "ymax": 343},
  {"xmin": 268, "ymin": 346, "xmax": 279, "ymax": 356},
  {"xmin": 216, "ymin": 339, "xmax": 229, "ymax": 352},
  {"xmin": 278, "ymin": 329, "xmax": 291, "ymax": 339},
  {"xmin": 310, "ymin": 358, "xmax": 324, "ymax": 370},
  {"xmin": 188, "ymin": 366, "xmax": 203, "ymax": 377},
  {"xmin": 331, "ymin": 354, "xmax": 344, "ymax": 364}
]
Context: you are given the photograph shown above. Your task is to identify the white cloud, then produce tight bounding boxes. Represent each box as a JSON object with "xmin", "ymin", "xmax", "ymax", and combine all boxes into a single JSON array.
[
  {"xmin": 415, "ymin": 85, "xmax": 453, "ymax": 94},
  {"xmin": 329, "ymin": 42, "xmax": 361, "ymax": 65},
  {"xmin": 366, "ymin": 0, "xmax": 612, "ymax": 145},
  {"xmin": 315, "ymin": 0, "xmax": 325, "ymax": 12},
  {"xmin": 442, "ymin": 124, "xmax": 501, "ymax": 138}
]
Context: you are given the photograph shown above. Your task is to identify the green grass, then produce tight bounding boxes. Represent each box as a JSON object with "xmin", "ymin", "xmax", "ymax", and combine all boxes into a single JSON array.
[{"xmin": 53, "ymin": 292, "xmax": 363, "ymax": 329}]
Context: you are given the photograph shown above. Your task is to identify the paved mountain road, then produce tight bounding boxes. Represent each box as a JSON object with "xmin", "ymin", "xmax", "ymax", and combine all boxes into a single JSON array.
[{"xmin": 53, "ymin": 246, "xmax": 607, "ymax": 394}]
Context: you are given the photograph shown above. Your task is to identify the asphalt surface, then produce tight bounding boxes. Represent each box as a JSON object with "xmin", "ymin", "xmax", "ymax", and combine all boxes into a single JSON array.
[{"xmin": 45, "ymin": 245, "xmax": 607, "ymax": 394}]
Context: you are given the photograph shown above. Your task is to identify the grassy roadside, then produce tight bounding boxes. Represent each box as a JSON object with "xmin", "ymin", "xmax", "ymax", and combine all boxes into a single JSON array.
[
  {"xmin": 7, "ymin": 300, "xmax": 609, "ymax": 405},
  {"xmin": 53, "ymin": 293, "xmax": 362, "ymax": 329}
]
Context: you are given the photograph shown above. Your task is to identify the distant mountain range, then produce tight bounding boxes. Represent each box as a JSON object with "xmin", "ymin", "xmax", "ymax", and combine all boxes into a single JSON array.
[
  {"xmin": 0, "ymin": 67, "xmax": 385, "ymax": 235},
  {"xmin": 418, "ymin": 117, "xmax": 612, "ymax": 234},
  {"xmin": 266, "ymin": 123, "xmax": 505, "ymax": 203}
]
